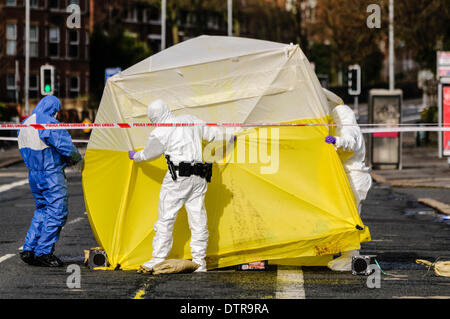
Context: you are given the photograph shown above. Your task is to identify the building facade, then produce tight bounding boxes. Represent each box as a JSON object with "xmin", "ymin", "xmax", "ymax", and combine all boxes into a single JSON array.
[
  {"xmin": 1, "ymin": 0, "xmax": 312, "ymax": 120},
  {"xmin": 0, "ymin": 0, "xmax": 90, "ymax": 119}
]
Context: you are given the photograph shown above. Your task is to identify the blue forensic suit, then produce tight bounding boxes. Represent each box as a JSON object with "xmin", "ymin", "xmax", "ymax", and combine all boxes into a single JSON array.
[{"xmin": 17, "ymin": 96, "xmax": 80, "ymax": 257}]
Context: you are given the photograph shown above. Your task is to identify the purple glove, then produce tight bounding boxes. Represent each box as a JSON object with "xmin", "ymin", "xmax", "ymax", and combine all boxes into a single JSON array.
[
  {"xmin": 128, "ymin": 150, "xmax": 137, "ymax": 160},
  {"xmin": 325, "ymin": 135, "xmax": 337, "ymax": 145}
]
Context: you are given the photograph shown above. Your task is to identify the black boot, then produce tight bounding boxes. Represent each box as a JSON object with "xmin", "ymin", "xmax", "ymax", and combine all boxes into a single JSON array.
[
  {"xmin": 20, "ymin": 251, "xmax": 37, "ymax": 265},
  {"xmin": 35, "ymin": 254, "xmax": 64, "ymax": 267}
]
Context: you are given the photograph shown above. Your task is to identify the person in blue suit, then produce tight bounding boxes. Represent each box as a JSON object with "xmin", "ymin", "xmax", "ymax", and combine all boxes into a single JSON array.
[{"xmin": 17, "ymin": 96, "xmax": 82, "ymax": 267}]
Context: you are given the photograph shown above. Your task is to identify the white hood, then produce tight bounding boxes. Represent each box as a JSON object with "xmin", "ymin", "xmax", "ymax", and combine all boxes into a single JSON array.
[
  {"xmin": 147, "ymin": 99, "xmax": 175, "ymax": 124},
  {"xmin": 331, "ymin": 105, "xmax": 357, "ymax": 126}
]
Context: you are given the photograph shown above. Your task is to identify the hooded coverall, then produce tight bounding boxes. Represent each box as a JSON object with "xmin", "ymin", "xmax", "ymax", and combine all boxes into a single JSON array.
[
  {"xmin": 18, "ymin": 96, "xmax": 80, "ymax": 257},
  {"xmin": 327, "ymin": 104, "xmax": 372, "ymax": 271},
  {"xmin": 132, "ymin": 100, "xmax": 233, "ymax": 272}
]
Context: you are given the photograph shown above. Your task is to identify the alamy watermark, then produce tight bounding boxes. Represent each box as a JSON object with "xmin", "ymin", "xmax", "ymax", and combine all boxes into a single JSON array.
[
  {"xmin": 204, "ymin": 128, "xmax": 280, "ymax": 175},
  {"xmin": 66, "ymin": 264, "xmax": 81, "ymax": 289},
  {"xmin": 366, "ymin": 265, "xmax": 381, "ymax": 289},
  {"xmin": 66, "ymin": 4, "xmax": 81, "ymax": 29},
  {"xmin": 367, "ymin": 4, "xmax": 381, "ymax": 29}
]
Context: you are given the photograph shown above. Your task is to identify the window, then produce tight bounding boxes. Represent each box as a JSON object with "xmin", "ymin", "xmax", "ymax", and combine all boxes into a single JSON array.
[
  {"xmin": 126, "ymin": 7, "xmax": 138, "ymax": 22},
  {"xmin": 85, "ymin": 30, "xmax": 89, "ymax": 59},
  {"xmin": 186, "ymin": 13, "xmax": 196, "ymax": 27},
  {"xmin": 6, "ymin": 74, "xmax": 16, "ymax": 100},
  {"xmin": 6, "ymin": 23, "xmax": 17, "ymax": 56},
  {"xmin": 48, "ymin": 27, "xmax": 60, "ymax": 57},
  {"xmin": 207, "ymin": 16, "xmax": 220, "ymax": 30},
  {"xmin": 49, "ymin": 0, "xmax": 59, "ymax": 9},
  {"xmin": 148, "ymin": 8, "xmax": 160, "ymax": 24},
  {"xmin": 68, "ymin": 30, "xmax": 79, "ymax": 58},
  {"xmin": 148, "ymin": 34, "xmax": 161, "ymax": 52},
  {"xmin": 30, "ymin": 0, "xmax": 39, "ymax": 8},
  {"xmin": 29, "ymin": 74, "xmax": 39, "ymax": 99},
  {"xmin": 30, "ymin": 25, "xmax": 39, "ymax": 57},
  {"xmin": 69, "ymin": 76, "xmax": 79, "ymax": 98},
  {"xmin": 143, "ymin": 9, "xmax": 147, "ymax": 23},
  {"xmin": 6, "ymin": 0, "xmax": 17, "ymax": 6}
]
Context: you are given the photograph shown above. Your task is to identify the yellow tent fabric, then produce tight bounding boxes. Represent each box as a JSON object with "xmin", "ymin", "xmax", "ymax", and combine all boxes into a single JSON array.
[{"xmin": 82, "ymin": 36, "xmax": 370, "ymax": 270}]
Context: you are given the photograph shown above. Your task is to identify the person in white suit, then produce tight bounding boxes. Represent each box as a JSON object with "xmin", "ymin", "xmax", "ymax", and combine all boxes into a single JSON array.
[
  {"xmin": 325, "ymin": 104, "xmax": 372, "ymax": 271},
  {"xmin": 129, "ymin": 100, "xmax": 234, "ymax": 272}
]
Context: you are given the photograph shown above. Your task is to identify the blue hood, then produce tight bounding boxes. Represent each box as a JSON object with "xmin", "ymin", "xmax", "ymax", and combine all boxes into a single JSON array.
[{"xmin": 32, "ymin": 96, "xmax": 61, "ymax": 117}]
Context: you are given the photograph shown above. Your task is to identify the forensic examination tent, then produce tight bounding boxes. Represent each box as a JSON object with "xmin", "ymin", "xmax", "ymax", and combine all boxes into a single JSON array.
[{"xmin": 82, "ymin": 35, "xmax": 371, "ymax": 270}]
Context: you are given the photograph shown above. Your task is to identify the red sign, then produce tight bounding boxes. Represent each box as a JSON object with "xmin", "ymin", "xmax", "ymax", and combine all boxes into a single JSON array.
[
  {"xmin": 373, "ymin": 132, "xmax": 399, "ymax": 138},
  {"xmin": 444, "ymin": 86, "xmax": 450, "ymax": 155}
]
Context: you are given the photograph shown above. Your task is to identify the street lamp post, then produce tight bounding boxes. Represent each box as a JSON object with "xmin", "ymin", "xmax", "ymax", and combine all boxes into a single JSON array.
[
  {"xmin": 389, "ymin": 0, "xmax": 395, "ymax": 91},
  {"xmin": 161, "ymin": 0, "xmax": 166, "ymax": 50},
  {"xmin": 228, "ymin": 0, "xmax": 232, "ymax": 36},
  {"xmin": 25, "ymin": 0, "xmax": 30, "ymax": 115}
]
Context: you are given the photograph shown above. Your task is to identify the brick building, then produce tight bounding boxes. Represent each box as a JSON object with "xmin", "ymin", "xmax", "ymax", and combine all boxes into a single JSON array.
[
  {"xmin": 0, "ymin": 0, "xmax": 90, "ymax": 119},
  {"xmin": 1, "ymin": 0, "xmax": 310, "ymax": 120}
]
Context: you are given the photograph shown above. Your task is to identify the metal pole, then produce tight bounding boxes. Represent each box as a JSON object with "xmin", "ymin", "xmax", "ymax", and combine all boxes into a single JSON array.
[
  {"xmin": 389, "ymin": 0, "xmax": 395, "ymax": 91},
  {"xmin": 354, "ymin": 96, "xmax": 359, "ymax": 120},
  {"xmin": 15, "ymin": 60, "xmax": 20, "ymax": 104},
  {"xmin": 25, "ymin": 0, "xmax": 30, "ymax": 115},
  {"xmin": 161, "ymin": 0, "xmax": 166, "ymax": 50},
  {"xmin": 228, "ymin": 0, "xmax": 232, "ymax": 36}
]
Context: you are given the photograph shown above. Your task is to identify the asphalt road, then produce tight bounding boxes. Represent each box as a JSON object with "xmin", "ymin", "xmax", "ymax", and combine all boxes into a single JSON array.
[{"xmin": 0, "ymin": 162, "xmax": 449, "ymax": 302}]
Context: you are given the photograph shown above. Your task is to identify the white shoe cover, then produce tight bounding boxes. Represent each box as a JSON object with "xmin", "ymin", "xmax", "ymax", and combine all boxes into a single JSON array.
[
  {"xmin": 193, "ymin": 259, "xmax": 207, "ymax": 272},
  {"xmin": 327, "ymin": 250, "xmax": 360, "ymax": 272},
  {"xmin": 142, "ymin": 257, "xmax": 165, "ymax": 271}
]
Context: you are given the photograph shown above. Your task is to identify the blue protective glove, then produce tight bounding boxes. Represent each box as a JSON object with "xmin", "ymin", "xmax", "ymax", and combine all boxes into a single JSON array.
[
  {"xmin": 325, "ymin": 135, "xmax": 337, "ymax": 145},
  {"xmin": 128, "ymin": 150, "xmax": 137, "ymax": 160}
]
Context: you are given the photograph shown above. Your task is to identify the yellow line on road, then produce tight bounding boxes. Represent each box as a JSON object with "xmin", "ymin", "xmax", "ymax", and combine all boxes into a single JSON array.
[
  {"xmin": 133, "ymin": 289, "xmax": 146, "ymax": 299},
  {"xmin": 275, "ymin": 266, "xmax": 305, "ymax": 299},
  {"xmin": 132, "ymin": 280, "xmax": 151, "ymax": 299}
]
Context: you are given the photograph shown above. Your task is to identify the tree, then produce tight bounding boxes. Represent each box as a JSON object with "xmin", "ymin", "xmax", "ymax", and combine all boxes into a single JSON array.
[
  {"xmin": 89, "ymin": 27, "xmax": 151, "ymax": 107},
  {"xmin": 395, "ymin": 0, "xmax": 450, "ymax": 71},
  {"xmin": 313, "ymin": 0, "xmax": 386, "ymax": 85}
]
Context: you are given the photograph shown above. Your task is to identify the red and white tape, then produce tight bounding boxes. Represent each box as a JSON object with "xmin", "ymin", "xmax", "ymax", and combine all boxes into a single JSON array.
[
  {"xmin": 0, "ymin": 136, "xmax": 89, "ymax": 143},
  {"xmin": 1, "ymin": 123, "xmax": 450, "ymax": 144},
  {"xmin": 2, "ymin": 122, "xmax": 450, "ymax": 131}
]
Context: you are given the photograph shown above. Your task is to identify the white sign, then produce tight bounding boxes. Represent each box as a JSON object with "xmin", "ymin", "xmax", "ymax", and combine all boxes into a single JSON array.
[{"xmin": 437, "ymin": 51, "xmax": 450, "ymax": 78}]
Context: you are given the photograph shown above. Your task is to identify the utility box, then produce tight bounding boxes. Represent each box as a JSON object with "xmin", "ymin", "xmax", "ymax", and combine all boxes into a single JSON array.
[
  {"xmin": 438, "ymin": 77, "xmax": 450, "ymax": 160},
  {"xmin": 368, "ymin": 89, "xmax": 403, "ymax": 169}
]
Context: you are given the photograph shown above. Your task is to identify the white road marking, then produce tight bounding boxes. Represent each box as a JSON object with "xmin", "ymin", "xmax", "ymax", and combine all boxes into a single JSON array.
[
  {"xmin": 0, "ymin": 172, "xmax": 28, "ymax": 178},
  {"xmin": 275, "ymin": 266, "xmax": 306, "ymax": 299},
  {"xmin": 66, "ymin": 217, "xmax": 85, "ymax": 226},
  {"xmin": 0, "ymin": 254, "xmax": 16, "ymax": 264},
  {"xmin": 0, "ymin": 179, "xmax": 29, "ymax": 193}
]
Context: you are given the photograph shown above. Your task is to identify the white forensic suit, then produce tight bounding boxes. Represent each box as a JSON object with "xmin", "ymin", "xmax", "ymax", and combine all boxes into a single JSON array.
[
  {"xmin": 132, "ymin": 100, "xmax": 233, "ymax": 272},
  {"xmin": 327, "ymin": 104, "xmax": 372, "ymax": 271}
]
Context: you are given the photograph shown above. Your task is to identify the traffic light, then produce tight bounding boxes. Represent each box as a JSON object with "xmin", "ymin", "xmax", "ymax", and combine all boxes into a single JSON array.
[
  {"xmin": 348, "ymin": 64, "xmax": 361, "ymax": 96},
  {"xmin": 40, "ymin": 65, "xmax": 55, "ymax": 96}
]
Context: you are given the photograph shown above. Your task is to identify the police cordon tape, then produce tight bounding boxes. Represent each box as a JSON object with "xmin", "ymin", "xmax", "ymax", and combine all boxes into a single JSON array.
[
  {"xmin": 1, "ymin": 123, "xmax": 450, "ymax": 143},
  {"xmin": 0, "ymin": 136, "xmax": 89, "ymax": 143},
  {"xmin": 2, "ymin": 122, "xmax": 450, "ymax": 131}
]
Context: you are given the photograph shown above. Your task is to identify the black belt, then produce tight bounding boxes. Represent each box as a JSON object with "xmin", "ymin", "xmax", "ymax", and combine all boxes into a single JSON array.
[{"xmin": 165, "ymin": 155, "xmax": 212, "ymax": 182}]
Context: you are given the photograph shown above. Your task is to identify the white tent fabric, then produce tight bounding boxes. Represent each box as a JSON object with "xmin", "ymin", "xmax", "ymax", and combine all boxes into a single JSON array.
[
  {"xmin": 88, "ymin": 35, "xmax": 331, "ymax": 151},
  {"xmin": 82, "ymin": 36, "xmax": 370, "ymax": 270}
]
